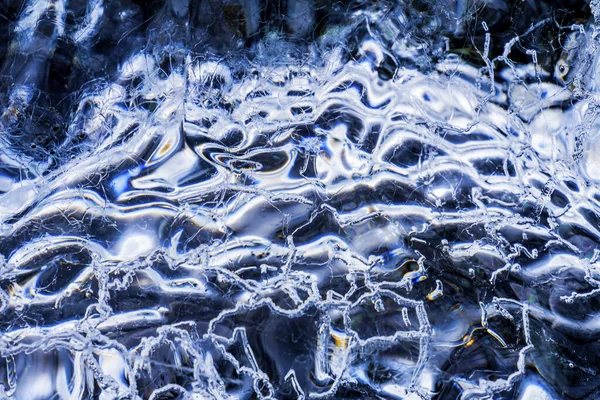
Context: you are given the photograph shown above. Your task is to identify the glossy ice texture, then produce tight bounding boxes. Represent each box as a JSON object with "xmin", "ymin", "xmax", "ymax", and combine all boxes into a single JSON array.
[{"xmin": 0, "ymin": 0, "xmax": 600, "ymax": 399}]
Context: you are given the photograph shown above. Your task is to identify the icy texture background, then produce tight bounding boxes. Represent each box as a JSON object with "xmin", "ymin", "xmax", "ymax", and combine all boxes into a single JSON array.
[{"xmin": 1, "ymin": 0, "xmax": 600, "ymax": 398}]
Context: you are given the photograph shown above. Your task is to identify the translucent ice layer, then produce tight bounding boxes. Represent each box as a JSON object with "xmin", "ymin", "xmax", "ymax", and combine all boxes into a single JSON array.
[{"xmin": 1, "ymin": 0, "xmax": 600, "ymax": 399}]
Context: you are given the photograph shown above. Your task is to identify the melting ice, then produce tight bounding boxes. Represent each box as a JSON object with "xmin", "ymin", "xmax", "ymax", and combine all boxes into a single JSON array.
[{"xmin": 1, "ymin": 0, "xmax": 600, "ymax": 399}]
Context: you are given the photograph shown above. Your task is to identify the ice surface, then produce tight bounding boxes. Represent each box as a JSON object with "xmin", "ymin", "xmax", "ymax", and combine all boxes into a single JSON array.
[{"xmin": 1, "ymin": 0, "xmax": 600, "ymax": 399}]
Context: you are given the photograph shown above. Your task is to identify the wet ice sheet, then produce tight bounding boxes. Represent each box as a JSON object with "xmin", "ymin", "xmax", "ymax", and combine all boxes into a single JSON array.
[{"xmin": 1, "ymin": 0, "xmax": 600, "ymax": 399}]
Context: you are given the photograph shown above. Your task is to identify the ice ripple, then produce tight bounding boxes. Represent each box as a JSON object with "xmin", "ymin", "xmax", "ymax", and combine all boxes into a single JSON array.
[{"xmin": 2, "ymin": 0, "xmax": 600, "ymax": 399}]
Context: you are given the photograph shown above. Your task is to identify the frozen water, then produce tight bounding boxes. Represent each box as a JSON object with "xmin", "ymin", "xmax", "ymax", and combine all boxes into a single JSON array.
[{"xmin": 1, "ymin": 0, "xmax": 600, "ymax": 398}]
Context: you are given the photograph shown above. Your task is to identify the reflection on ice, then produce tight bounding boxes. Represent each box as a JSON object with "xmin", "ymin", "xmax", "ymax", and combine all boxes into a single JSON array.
[{"xmin": 1, "ymin": 0, "xmax": 600, "ymax": 398}]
